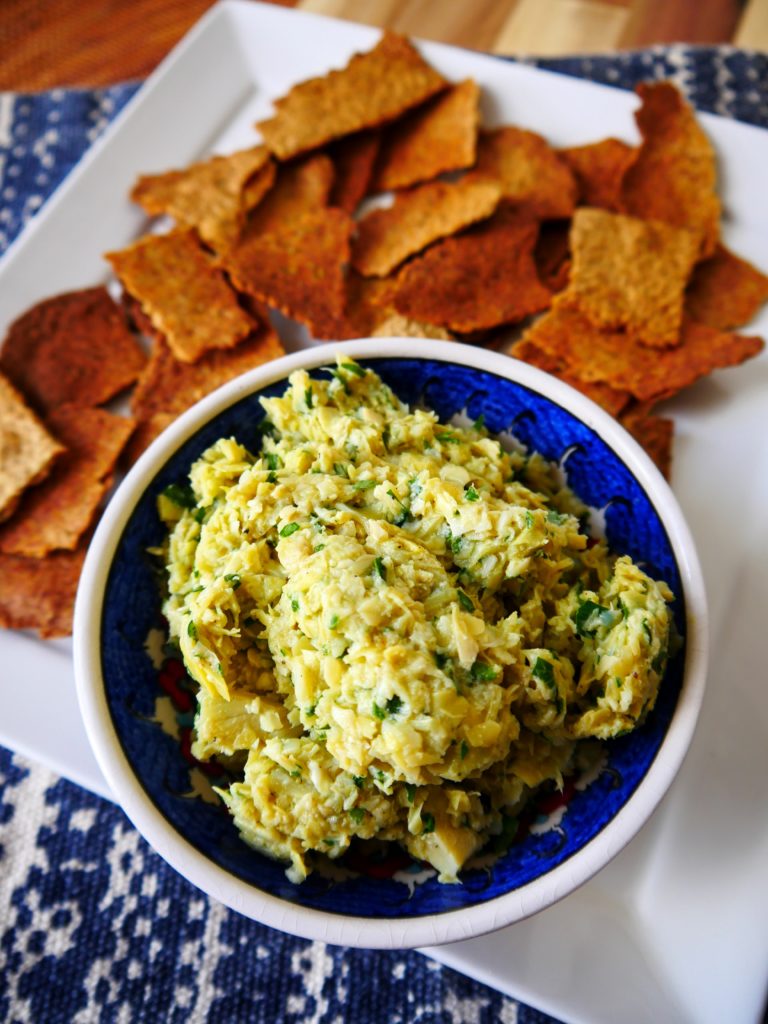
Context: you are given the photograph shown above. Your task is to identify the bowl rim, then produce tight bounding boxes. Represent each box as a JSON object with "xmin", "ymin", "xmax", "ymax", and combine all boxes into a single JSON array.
[{"xmin": 73, "ymin": 337, "xmax": 708, "ymax": 949}]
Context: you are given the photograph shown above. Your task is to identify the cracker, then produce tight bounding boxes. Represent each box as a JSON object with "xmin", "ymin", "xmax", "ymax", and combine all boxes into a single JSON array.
[
  {"xmin": 0, "ymin": 286, "xmax": 146, "ymax": 412},
  {"xmin": 564, "ymin": 208, "xmax": 699, "ymax": 348},
  {"xmin": 511, "ymin": 338, "xmax": 630, "ymax": 416},
  {"xmin": 106, "ymin": 229, "xmax": 255, "ymax": 363},
  {"xmin": 522, "ymin": 302, "xmax": 764, "ymax": 402},
  {"xmin": 620, "ymin": 404, "xmax": 674, "ymax": 479},
  {"xmin": 370, "ymin": 314, "xmax": 454, "ymax": 340},
  {"xmin": 328, "ymin": 131, "xmax": 381, "ymax": 214},
  {"xmin": 466, "ymin": 127, "xmax": 577, "ymax": 220},
  {"xmin": 352, "ymin": 177, "xmax": 500, "ymax": 277},
  {"xmin": 257, "ymin": 32, "xmax": 448, "ymax": 160},
  {"xmin": 372, "ymin": 79, "xmax": 480, "ymax": 192},
  {"xmin": 0, "ymin": 373, "xmax": 65, "ymax": 523},
  {"xmin": 392, "ymin": 206, "xmax": 551, "ymax": 331},
  {"xmin": 685, "ymin": 244, "xmax": 768, "ymax": 330},
  {"xmin": 559, "ymin": 138, "xmax": 636, "ymax": 212},
  {"xmin": 242, "ymin": 154, "xmax": 335, "ymax": 241},
  {"xmin": 621, "ymin": 82, "xmax": 720, "ymax": 257},
  {"xmin": 0, "ymin": 406, "xmax": 134, "ymax": 558},
  {"xmin": 0, "ymin": 541, "xmax": 88, "ymax": 637},
  {"xmin": 220, "ymin": 207, "xmax": 353, "ymax": 333},
  {"xmin": 131, "ymin": 146, "xmax": 272, "ymax": 250},
  {"xmin": 534, "ymin": 220, "xmax": 571, "ymax": 293},
  {"xmin": 131, "ymin": 321, "xmax": 285, "ymax": 420}
]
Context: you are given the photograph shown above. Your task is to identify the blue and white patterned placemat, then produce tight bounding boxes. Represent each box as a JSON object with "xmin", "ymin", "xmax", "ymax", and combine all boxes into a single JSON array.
[{"xmin": 1, "ymin": 45, "xmax": 767, "ymax": 1024}]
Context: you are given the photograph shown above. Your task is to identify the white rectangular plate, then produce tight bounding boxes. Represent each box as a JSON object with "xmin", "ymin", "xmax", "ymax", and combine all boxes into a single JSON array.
[{"xmin": 1, "ymin": 4, "xmax": 767, "ymax": 1022}]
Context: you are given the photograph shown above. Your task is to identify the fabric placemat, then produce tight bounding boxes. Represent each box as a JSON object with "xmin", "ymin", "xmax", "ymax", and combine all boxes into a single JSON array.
[{"xmin": 1, "ymin": 45, "xmax": 767, "ymax": 1024}]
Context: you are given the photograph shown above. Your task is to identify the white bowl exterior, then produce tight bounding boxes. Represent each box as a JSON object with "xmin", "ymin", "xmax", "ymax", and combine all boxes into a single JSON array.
[{"xmin": 74, "ymin": 338, "xmax": 708, "ymax": 949}]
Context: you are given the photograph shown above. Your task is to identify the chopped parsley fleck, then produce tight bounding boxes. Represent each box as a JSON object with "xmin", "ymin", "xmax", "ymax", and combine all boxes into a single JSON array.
[
  {"xmin": 546, "ymin": 509, "xmax": 567, "ymax": 525},
  {"xmin": 264, "ymin": 452, "xmax": 280, "ymax": 471},
  {"xmin": 405, "ymin": 783, "xmax": 417, "ymax": 804},
  {"xmin": 289, "ymin": 768, "xmax": 302, "ymax": 779},
  {"xmin": 524, "ymin": 510, "xmax": 535, "ymax": 529},
  {"xmin": 162, "ymin": 482, "xmax": 196, "ymax": 509},
  {"xmin": 353, "ymin": 479, "xmax": 376, "ymax": 490},
  {"xmin": 187, "ymin": 620, "xmax": 198, "ymax": 640},
  {"xmin": 342, "ymin": 361, "xmax": 366, "ymax": 377},
  {"xmin": 372, "ymin": 702, "xmax": 386, "ymax": 721},
  {"xmin": 574, "ymin": 600, "xmax": 618, "ymax": 637},
  {"xmin": 385, "ymin": 695, "xmax": 402, "ymax": 716},
  {"xmin": 642, "ymin": 618, "xmax": 652, "ymax": 643},
  {"xmin": 224, "ymin": 573, "xmax": 241, "ymax": 590},
  {"xmin": 267, "ymin": 471, "xmax": 277, "ymax": 484},
  {"xmin": 333, "ymin": 462, "xmax": 349, "ymax": 478},
  {"xmin": 352, "ymin": 775, "xmax": 365, "ymax": 789},
  {"xmin": 373, "ymin": 556, "xmax": 386, "ymax": 581},
  {"xmin": 306, "ymin": 704, "xmax": 316, "ymax": 718},
  {"xmin": 291, "ymin": 597, "xmax": 299, "ymax": 612},
  {"xmin": 421, "ymin": 813, "xmax": 436, "ymax": 834},
  {"xmin": 387, "ymin": 489, "xmax": 412, "ymax": 525},
  {"xmin": 349, "ymin": 807, "xmax": 366, "ymax": 824},
  {"xmin": 329, "ymin": 368, "xmax": 351, "ymax": 394},
  {"xmin": 329, "ymin": 613, "xmax": 340, "ymax": 629},
  {"xmin": 470, "ymin": 660, "xmax": 498, "ymax": 682},
  {"xmin": 532, "ymin": 657, "xmax": 555, "ymax": 687},
  {"xmin": 323, "ymin": 838, "xmax": 336, "ymax": 846},
  {"xmin": 304, "ymin": 386, "xmax": 314, "ymax": 409},
  {"xmin": 460, "ymin": 740, "xmax": 469, "ymax": 760},
  {"xmin": 473, "ymin": 413, "xmax": 485, "ymax": 431},
  {"xmin": 192, "ymin": 506, "xmax": 208, "ymax": 524},
  {"xmin": 435, "ymin": 431, "xmax": 460, "ymax": 444},
  {"xmin": 457, "ymin": 589, "xmax": 474, "ymax": 613},
  {"xmin": 279, "ymin": 522, "xmax": 300, "ymax": 537},
  {"xmin": 465, "ymin": 484, "xmax": 480, "ymax": 502}
]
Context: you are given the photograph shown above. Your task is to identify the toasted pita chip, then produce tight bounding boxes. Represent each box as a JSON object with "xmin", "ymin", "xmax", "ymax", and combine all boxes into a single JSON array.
[
  {"xmin": 242, "ymin": 154, "xmax": 335, "ymax": 241},
  {"xmin": 243, "ymin": 161, "xmax": 278, "ymax": 212},
  {"xmin": 511, "ymin": 337, "xmax": 630, "ymax": 416},
  {"xmin": 0, "ymin": 287, "xmax": 146, "ymax": 412},
  {"xmin": 352, "ymin": 178, "xmax": 500, "ymax": 278},
  {"xmin": 131, "ymin": 321, "xmax": 284, "ymax": 420},
  {"xmin": 219, "ymin": 208, "xmax": 353, "ymax": 332},
  {"xmin": 534, "ymin": 220, "xmax": 571, "ymax": 294},
  {"xmin": 466, "ymin": 127, "xmax": 577, "ymax": 220},
  {"xmin": 685, "ymin": 244, "xmax": 768, "ymax": 330},
  {"xmin": 328, "ymin": 131, "xmax": 381, "ymax": 214},
  {"xmin": 371, "ymin": 314, "xmax": 454, "ymax": 340},
  {"xmin": 621, "ymin": 82, "xmax": 720, "ymax": 257},
  {"xmin": 620, "ymin": 404, "xmax": 674, "ymax": 479},
  {"xmin": 0, "ymin": 406, "xmax": 134, "ymax": 558},
  {"xmin": 257, "ymin": 32, "xmax": 448, "ymax": 160},
  {"xmin": 372, "ymin": 79, "xmax": 480, "ymax": 192},
  {"xmin": 106, "ymin": 230, "xmax": 255, "ymax": 363},
  {"xmin": 559, "ymin": 138, "xmax": 636, "ymax": 212},
  {"xmin": 131, "ymin": 146, "xmax": 272, "ymax": 250},
  {"xmin": 564, "ymin": 208, "xmax": 699, "ymax": 348},
  {"xmin": 0, "ymin": 374, "xmax": 65, "ymax": 523},
  {"xmin": 392, "ymin": 206, "xmax": 551, "ymax": 331},
  {"xmin": 522, "ymin": 302, "xmax": 764, "ymax": 402},
  {"xmin": 0, "ymin": 541, "xmax": 88, "ymax": 637}
]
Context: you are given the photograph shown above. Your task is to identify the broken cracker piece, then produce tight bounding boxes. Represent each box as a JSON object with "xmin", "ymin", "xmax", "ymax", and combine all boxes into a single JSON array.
[
  {"xmin": 352, "ymin": 177, "xmax": 500, "ymax": 278},
  {"xmin": 0, "ymin": 286, "xmax": 146, "ymax": 412},
  {"xmin": 621, "ymin": 82, "xmax": 720, "ymax": 258},
  {"xmin": 242, "ymin": 154, "xmax": 335, "ymax": 241},
  {"xmin": 0, "ymin": 405, "xmax": 134, "ymax": 558},
  {"xmin": 685, "ymin": 243, "xmax": 768, "ymax": 330},
  {"xmin": 329, "ymin": 131, "xmax": 381, "ymax": 214},
  {"xmin": 467, "ymin": 127, "xmax": 577, "ymax": 220},
  {"xmin": 620, "ymin": 404, "xmax": 674, "ymax": 479},
  {"xmin": 0, "ymin": 541, "xmax": 88, "ymax": 637},
  {"xmin": 534, "ymin": 220, "xmax": 571, "ymax": 293},
  {"xmin": 131, "ymin": 146, "xmax": 272, "ymax": 250},
  {"xmin": 392, "ymin": 206, "xmax": 551, "ymax": 331},
  {"xmin": 106, "ymin": 229, "xmax": 255, "ymax": 363},
  {"xmin": 0, "ymin": 373, "xmax": 65, "ymax": 523},
  {"xmin": 521, "ymin": 302, "xmax": 763, "ymax": 403},
  {"xmin": 511, "ymin": 337, "xmax": 630, "ymax": 416},
  {"xmin": 257, "ymin": 32, "xmax": 448, "ymax": 160},
  {"xmin": 372, "ymin": 79, "xmax": 480, "ymax": 192},
  {"xmin": 559, "ymin": 138, "xmax": 636, "ymax": 212},
  {"xmin": 371, "ymin": 314, "xmax": 454, "ymax": 340},
  {"xmin": 564, "ymin": 207, "xmax": 699, "ymax": 348}
]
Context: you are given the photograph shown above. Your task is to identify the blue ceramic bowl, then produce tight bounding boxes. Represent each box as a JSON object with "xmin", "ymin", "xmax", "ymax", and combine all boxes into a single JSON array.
[{"xmin": 74, "ymin": 339, "xmax": 707, "ymax": 948}]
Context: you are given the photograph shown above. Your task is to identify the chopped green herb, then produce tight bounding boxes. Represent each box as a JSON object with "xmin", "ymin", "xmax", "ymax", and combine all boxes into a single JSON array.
[
  {"xmin": 524, "ymin": 510, "xmax": 535, "ymax": 529},
  {"xmin": 457, "ymin": 589, "xmax": 474, "ymax": 613},
  {"xmin": 615, "ymin": 677, "xmax": 623, "ymax": 688},
  {"xmin": 470, "ymin": 660, "xmax": 498, "ymax": 682},
  {"xmin": 256, "ymin": 418, "xmax": 277, "ymax": 438},
  {"xmin": 642, "ymin": 618, "xmax": 652, "ymax": 643},
  {"xmin": 532, "ymin": 657, "xmax": 555, "ymax": 687},
  {"xmin": 162, "ymin": 482, "xmax": 195, "ymax": 509},
  {"xmin": 329, "ymin": 368, "xmax": 351, "ymax": 394},
  {"xmin": 473, "ymin": 413, "xmax": 485, "ymax": 431},
  {"xmin": 329, "ymin": 613, "xmax": 340, "ymax": 629},
  {"xmin": 387, "ymin": 489, "xmax": 412, "ymax": 525},
  {"xmin": 352, "ymin": 775, "xmax": 365, "ymax": 789},
  {"xmin": 353, "ymin": 479, "xmax": 376, "ymax": 490},
  {"xmin": 289, "ymin": 768, "xmax": 302, "ymax": 779},
  {"xmin": 291, "ymin": 597, "xmax": 299, "ymax": 612},
  {"xmin": 187, "ymin": 620, "xmax": 198, "ymax": 640},
  {"xmin": 435, "ymin": 431, "xmax": 460, "ymax": 444},
  {"xmin": 304, "ymin": 386, "xmax": 314, "ymax": 409},
  {"xmin": 342, "ymin": 361, "xmax": 366, "ymax": 377},
  {"xmin": 306, "ymin": 704, "xmax": 316, "ymax": 718},
  {"xmin": 224, "ymin": 573, "xmax": 241, "ymax": 590},
  {"xmin": 267, "ymin": 471, "xmax": 277, "ymax": 484},
  {"xmin": 373, "ymin": 556, "xmax": 386, "ymax": 581},
  {"xmin": 323, "ymin": 838, "xmax": 336, "ymax": 846},
  {"xmin": 333, "ymin": 463, "xmax": 349, "ymax": 478},
  {"xmin": 405, "ymin": 783, "xmax": 417, "ymax": 804},
  {"xmin": 434, "ymin": 651, "xmax": 452, "ymax": 673},
  {"xmin": 460, "ymin": 740, "xmax": 469, "ymax": 760},
  {"xmin": 349, "ymin": 807, "xmax": 366, "ymax": 824},
  {"xmin": 265, "ymin": 452, "xmax": 280, "ymax": 471},
  {"xmin": 193, "ymin": 506, "xmax": 208, "ymax": 524},
  {"xmin": 314, "ymin": 543, "xmax": 326, "ymax": 552},
  {"xmin": 465, "ymin": 484, "xmax": 480, "ymax": 502},
  {"xmin": 619, "ymin": 599, "xmax": 629, "ymax": 620},
  {"xmin": 382, "ymin": 425, "xmax": 391, "ymax": 450},
  {"xmin": 421, "ymin": 813, "xmax": 436, "ymax": 834},
  {"xmin": 372, "ymin": 702, "xmax": 386, "ymax": 721},
  {"xmin": 574, "ymin": 600, "xmax": 618, "ymax": 637},
  {"xmin": 385, "ymin": 695, "xmax": 402, "ymax": 716},
  {"xmin": 651, "ymin": 648, "xmax": 667, "ymax": 674},
  {"xmin": 187, "ymin": 585, "xmax": 204, "ymax": 594},
  {"xmin": 546, "ymin": 509, "xmax": 567, "ymax": 525},
  {"xmin": 279, "ymin": 522, "xmax": 300, "ymax": 537}
]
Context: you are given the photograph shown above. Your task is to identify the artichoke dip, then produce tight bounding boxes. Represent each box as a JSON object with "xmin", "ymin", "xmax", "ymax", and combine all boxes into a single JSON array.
[{"xmin": 159, "ymin": 357, "xmax": 673, "ymax": 883}]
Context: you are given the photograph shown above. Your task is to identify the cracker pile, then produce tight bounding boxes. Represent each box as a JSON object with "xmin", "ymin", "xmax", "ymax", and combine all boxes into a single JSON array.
[{"xmin": 1, "ymin": 31, "xmax": 766, "ymax": 638}]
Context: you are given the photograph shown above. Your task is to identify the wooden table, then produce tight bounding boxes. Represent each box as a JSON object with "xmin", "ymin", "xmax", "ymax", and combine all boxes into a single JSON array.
[{"xmin": 1, "ymin": 0, "xmax": 766, "ymax": 91}]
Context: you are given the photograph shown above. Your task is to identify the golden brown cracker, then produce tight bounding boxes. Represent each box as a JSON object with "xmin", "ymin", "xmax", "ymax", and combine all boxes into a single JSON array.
[
  {"xmin": 221, "ymin": 207, "xmax": 353, "ymax": 333},
  {"xmin": 534, "ymin": 220, "xmax": 571, "ymax": 294},
  {"xmin": 511, "ymin": 337, "xmax": 630, "ymax": 416},
  {"xmin": 467, "ymin": 127, "xmax": 577, "ymax": 220},
  {"xmin": 352, "ymin": 177, "xmax": 500, "ymax": 277},
  {"xmin": 372, "ymin": 79, "xmax": 480, "ymax": 192},
  {"xmin": 392, "ymin": 206, "xmax": 551, "ymax": 331},
  {"xmin": 370, "ymin": 314, "xmax": 454, "ymax": 340},
  {"xmin": 131, "ymin": 322, "xmax": 285, "ymax": 420},
  {"xmin": 242, "ymin": 154, "xmax": 335, "ymax": 241},
  {"xmin": 0, "ymin": 406, "xmax": 134, "ymax": 558},
  {"xmin": 106, "ymin": 229, "xmax": 255, "ymax": 363},
  {"xmin": 0, "ymin": 373, "xmax": 65, "ymax": 523},
  {"xmin": 131, "ymin": 146, "xmax": 272, "ymax": 250},
  {"xmin": 685, "ymin": 244, "xmax": 768, "ymax": 330},
  {"xmin": 122, "ymin": 413, "xmax": 177, "ymax": 466},
  {"xmin": 257, "ymin": 32, "xmax": 448, "ymax": 160},
  {"xmin": 521, "ymin": 302, "xmax": 763, "ymax": 402},
  {"xmin": 564, "ymin": 208, "xmax": 699, "ymax": 348},
  {"xmin": 328, "ymin": 131, "xmax": 381, "ymax": 214},
  {"xmin": 0, "ymin": 541, "xmax": 89, "ymax": 637},
  {"xmin": 559, "ymin": 138, "xmax": 636, "ymax": 212},
  {"xmin": 621, "ymin": 82, "xmax": 720, "ymax": 258},
  {"xmin": 0, "ymin": 287, "xmax": 146, "ymax": 412},
  {"xmin": 620, "ymin": 404, "xmax": 674, "ymax": 479}
]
